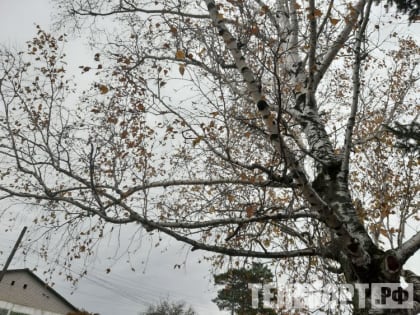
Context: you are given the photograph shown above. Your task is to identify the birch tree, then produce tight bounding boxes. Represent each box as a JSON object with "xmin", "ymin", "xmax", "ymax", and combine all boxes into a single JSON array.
[{"xmin": 0, "ymin": 0, "xmax": 419, "ymax": 314}]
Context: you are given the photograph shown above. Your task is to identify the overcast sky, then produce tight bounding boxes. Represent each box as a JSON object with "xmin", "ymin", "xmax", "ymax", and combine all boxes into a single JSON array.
[
  {"xmin": 0, "ymin": 1, "xmax": 419, "ymax": 315},
  {"xmin": 0, "ymin": 1, "xmax": 224, "ymax": 314}
]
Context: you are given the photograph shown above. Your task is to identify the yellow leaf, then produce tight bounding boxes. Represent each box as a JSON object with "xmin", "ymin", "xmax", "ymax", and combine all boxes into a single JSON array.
[{"xmin": 175, "ymin": 50, "xmax": 185, "ymax": 60}]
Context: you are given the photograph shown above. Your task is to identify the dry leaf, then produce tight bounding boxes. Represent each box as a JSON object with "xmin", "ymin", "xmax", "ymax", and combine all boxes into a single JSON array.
[
  {"xmin": 330, "ymin": 18, "xmax": 340, "ymax": 25},
  {"xmin": 169, "ymin": 26, "xmax": 177, "ymax": 35},
  {"xmin": 246, "ymin": 205, "xmax": 255, "ymax": 218},
  {"xmin": 175, "ymin": 50, "xmax": 185, "ymax": 60},
  {"xmin": 314, "ymin": 8, "xmax": 322, "ymax": 17},
  {"xmin": 179, "ymin": 64, "xmax": 185, "ymax": 76},
  {"xmin": 98, "ymin": 84, "xmax": 109, "ymax": 94}
]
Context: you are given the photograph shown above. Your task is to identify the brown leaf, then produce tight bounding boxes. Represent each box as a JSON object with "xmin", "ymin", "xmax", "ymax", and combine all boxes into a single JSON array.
[
  {"xmin": 330, "ymin": 18, "xmax": 340, "ymax": 25},
  {"xmin": 379, "ymin": 228, "xmax": 388, "ymax": 237},
  {"xmin": 98, "ymin": 84, "xmax": 109, "ymax": 94},
  {"xmin": 136, "ymin": 103, "xmax": 145, "ymax": 111},
  {"xmin": 245, "ymin": 205, "xmax": 255, "ymax": 218},
  {"xmin": 314, "ymin": 8, "xmax": 322, "ymax": 17},
  {"xmin": 260, "ymin": 5, "xmax": 269, "ymax": 15},
  {"xmin": 192, "ymin": 135, "xmax": 203, "ymax": 146},
  {"xmin": 179, "ymin": 64, "xmax": 185, "ymax": 76},
  {"xmin": 250, "ymin": 25, "xmax": 259, "ymax": 35},
  {"xmin": 169, "ymin": 26, "xmax": 177, "ymax": 35},
  {"xmin": 175, "ymin": 50, "xmax": 185, "ymax": 60},
  {"xmin": 107, "ymin": 116, "xmax": 118, "ymax": 124},
  {"xmin": 294, "ymin": 82, "xmax": 303, "ymax": 92}
]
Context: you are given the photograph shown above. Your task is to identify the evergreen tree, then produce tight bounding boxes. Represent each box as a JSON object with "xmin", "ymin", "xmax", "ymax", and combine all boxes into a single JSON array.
[{"xmin": 212, "ymin": 263, "xmax": 276, "ymax": 315}]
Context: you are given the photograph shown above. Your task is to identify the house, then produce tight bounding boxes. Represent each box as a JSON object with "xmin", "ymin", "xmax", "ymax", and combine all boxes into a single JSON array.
[{"xmin": 0, "ymin": 269, "xmax": 78, "ymax": 315}]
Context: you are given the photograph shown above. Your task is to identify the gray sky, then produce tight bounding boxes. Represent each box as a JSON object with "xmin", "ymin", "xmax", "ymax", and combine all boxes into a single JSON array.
[
  {"xmin": 0, "ymin": 0, "xmax": 223, "ymax": 314},
  {"xmin": 0, "ymin": 1, "xmax": 419, "ymax": 315}
]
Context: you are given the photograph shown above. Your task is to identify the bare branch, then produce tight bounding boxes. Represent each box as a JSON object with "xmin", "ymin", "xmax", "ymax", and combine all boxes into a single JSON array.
[
  {"xmin": 314, "ymin": 0, "xmax": 365, "ymax": 87},
  {"xmin": 154, "ymin": 210, "xmax": 320, "ymax": 229},
  {"xmin": 396, "ymin": 231, "xmax": 420, "ymax": 264},
  {"xmin": 69, "ymin": 4, "xmax": 210, "ymax": 19},
  {"xmin": 342, "ymin": 0, "xmax": 372, "ymax": 177},
  {"xmin": 135, "ymin": 218, "xmax": 322, "ymax": 259}
]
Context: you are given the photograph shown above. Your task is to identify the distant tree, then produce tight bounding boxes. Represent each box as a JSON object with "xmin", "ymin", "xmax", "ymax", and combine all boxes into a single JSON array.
[
  {"xmin": 140, "ymin": 299, "xmax": 197, "ymax": 315},
  {"xmin": 212, "ymin": 263, "xmax": 276, "ymax": 315}
]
